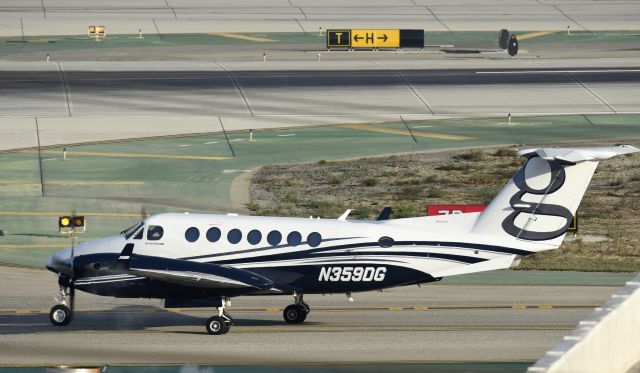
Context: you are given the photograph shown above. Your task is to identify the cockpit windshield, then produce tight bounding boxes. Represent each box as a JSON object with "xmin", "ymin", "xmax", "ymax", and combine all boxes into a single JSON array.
[{"xmin": 122, "ymin": 221, "xmax": 144, "ymax": 240}]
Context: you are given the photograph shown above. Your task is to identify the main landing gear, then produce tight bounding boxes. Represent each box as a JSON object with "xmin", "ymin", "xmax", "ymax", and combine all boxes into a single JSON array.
[
  {"xmin": 206, "ymin": 297, "xmax": 234, "ymax": 335},
  {"xmin": 49, "ymin": 275, "xmax": 74, "ymax": 326},
  {"xmin": 283, "ymin": 292, "xmax": 310, "ymax": 324}
]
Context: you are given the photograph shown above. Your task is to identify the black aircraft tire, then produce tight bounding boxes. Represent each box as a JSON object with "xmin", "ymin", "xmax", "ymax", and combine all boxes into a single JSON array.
[
  {"xmin": 296, "ymin": 307, "xmax": 308, "ymax": 323},
  {"xmin": 206, "ymin": 316, "xmax": 230, "ymax": 335},
  {"xmin": 49, "ymin": 304, "xmax": 72, "ymax": 326},
  {"xmin": 283, "ymin": 304, "xmax": 307, "ymax": 324}
]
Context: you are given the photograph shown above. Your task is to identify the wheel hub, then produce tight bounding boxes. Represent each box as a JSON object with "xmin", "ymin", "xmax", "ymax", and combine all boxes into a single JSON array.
[
  {"xmin": 210, "ymin": 321, "xmax": 221, "ymax": 332},
  {"xmin": 53, "ymin": 309, "xmax": 66, "ymax": 323},
  {"xmin": 286, "ymin": 309, "xmax": 298, "ymax": 320}
]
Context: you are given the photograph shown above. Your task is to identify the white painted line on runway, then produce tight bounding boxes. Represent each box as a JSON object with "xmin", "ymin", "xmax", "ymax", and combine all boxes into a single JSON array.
[
  {"xmin": 277, "ymin": 134, "xmax": 296, "ymax": 137},
  {"xmin": 178, "ymin": 144, "xmax": 191, "ymax": 147},
  {"xmin": 204, "ymin": 141, "xmax": 219, "ymax": 144},
  {"xmin": 413, "ymin": 125, "xmax": 433, "ymax": 128},
  {"xmin": 229, "ymin": 139, "xmax": 246, "ymax": 142},
  {"xmin": 476, "ymin": 69, "xmax": 640, "ymax": 74}
]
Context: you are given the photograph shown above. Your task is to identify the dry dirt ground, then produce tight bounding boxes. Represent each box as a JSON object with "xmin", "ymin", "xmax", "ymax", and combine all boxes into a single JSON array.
[{"xmin": 248, "ymin": 142, "xmax": 640, "ymax": 272}]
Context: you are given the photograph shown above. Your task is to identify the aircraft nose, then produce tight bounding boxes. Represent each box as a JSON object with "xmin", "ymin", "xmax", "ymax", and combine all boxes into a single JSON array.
[{"xmin": 46, "ymin": 247, "xmax": 72, "ymax": 274}]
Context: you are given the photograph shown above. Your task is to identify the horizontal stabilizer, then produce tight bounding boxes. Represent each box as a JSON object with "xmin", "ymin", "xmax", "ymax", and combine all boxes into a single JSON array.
[
  {"xmin": 430, "ymin": 255, "xmax": 517, "ymax": 278},
  {"xmin": 518, "ymin": 145, "xmax": 639, "ymax": 164}
]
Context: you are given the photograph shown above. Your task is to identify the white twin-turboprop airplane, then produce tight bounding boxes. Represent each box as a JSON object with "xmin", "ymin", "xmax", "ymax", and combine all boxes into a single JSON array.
[{"xmin": 46, "ymin": 146, "xmax": 638, "ymax": 334}]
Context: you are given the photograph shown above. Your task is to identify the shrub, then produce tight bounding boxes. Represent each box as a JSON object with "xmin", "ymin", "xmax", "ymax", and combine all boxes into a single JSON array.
[
  {"xmin": 362, "ymin": 178, "xmax": 378, "ymax": 187},
  {"xmin": 494, "ymin": 148, "xmax": 517, "ymax": 157},
  {"xmin": 454, "ymin": 150, "xmax": 487, "ymax": 161}
]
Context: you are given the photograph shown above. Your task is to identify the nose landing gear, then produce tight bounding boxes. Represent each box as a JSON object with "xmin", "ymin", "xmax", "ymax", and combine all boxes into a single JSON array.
[
  {"xmin": 49, "ymin": 277, "xmax": 74, "ymax": 326},
  {"xmin": 283, "ymin": 292, "xmax": 310, "ymax": 324}
]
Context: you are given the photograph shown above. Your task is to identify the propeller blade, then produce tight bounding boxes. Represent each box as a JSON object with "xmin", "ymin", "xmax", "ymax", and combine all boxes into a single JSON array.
[{"xmin": 69, "ymin": 283, "xmax": 75, "ymax": 311}]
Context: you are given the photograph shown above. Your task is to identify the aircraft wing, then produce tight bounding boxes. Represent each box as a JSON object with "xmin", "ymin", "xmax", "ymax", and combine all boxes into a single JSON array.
[{"xmin": 124, "ymin": 255, "xmax": 274, "ymax": 290}]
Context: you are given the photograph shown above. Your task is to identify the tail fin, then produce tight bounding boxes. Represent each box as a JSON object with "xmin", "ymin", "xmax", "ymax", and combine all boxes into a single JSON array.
[{"xmin": 471, "ymin": 145, "xmax": 638, "ymax": 247}]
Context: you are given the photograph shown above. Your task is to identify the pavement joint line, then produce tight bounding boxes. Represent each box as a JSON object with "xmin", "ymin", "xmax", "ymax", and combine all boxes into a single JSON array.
[
  {"xmin": 424, "ymin": 6, "xmax": 451, "ymax": 32},
  {"xmin": 553, "ymin": 4, "xmax": 592, "ymax": 33},
  {"xmin": 369, "ymin": 60, "xmax": 435, "ymax": 116},
  {"xmin": 293, "ymin": 18, "xmax": 306, "ymax": 33},
  {"xmin": 566, "ymin": 71, "xmax": 617, "ymax": 114},
  {"xmin": 34, "ymin": 117, "xmax": 44, "ymax": 197},
  {"xmin": 298, "ymin": 7, "xmax": 308, "ymax": 19},
  {"xmin": 215, "ymin": 62, "xmax": 254, "ymax": 116},
  {"xmin": 218, "ymin": 116, "xmax": 236, "ymax": 157},
  {"xmin": 152, "ymin": 18, "xmax": 163, "ymax": 41},
  {"xmin": 583, "ymin": 114, "xmax": 595, "ymax": 126},
  {"xmin": 55, "ymin": 62, "xmax": 72, "ymax": 117},
  {"xmin": 19, "ymin": 149, "xmax": 230, "ymax": 161},
  {"xmin": 210, "ymin": 33, "xmax": 277, "ymax": 43},
  {"xmin": 400, "ymin": 115, "xmax": 418, "ymax": 143},
  {"xmin": 165, "ymin": 0, "xmax": 177, "ymax": 19}
]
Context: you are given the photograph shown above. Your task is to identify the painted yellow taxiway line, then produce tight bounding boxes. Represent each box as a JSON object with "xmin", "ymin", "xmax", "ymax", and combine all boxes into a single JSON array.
[
  {"xmin": 517, "ymin": 31, "xmax": 555, "ymax": 41},
  {"xmin": 21, "ymin": 149, "xmax": 230, "ymax": 161},
  {"xmin": 0, "ymin": 180, "xmax": 144, "ymax": 185},
  {"xmin": 0, "ymin": 212, "xmax": 144, "ymax": 217},
  {"xmin": 0, "ymin": 303, "xmax": 598, "ymax": 315},
  {"xmin": 340, "ymin": 123, "xmax": 474, "ymax": 140},
  {"xmin": 210, "ymin": 32, "xmax": 277, "ymax": 42},
  {"xmin": 0, "ymin": 244, "xmax": 69, "ymax": 249}
]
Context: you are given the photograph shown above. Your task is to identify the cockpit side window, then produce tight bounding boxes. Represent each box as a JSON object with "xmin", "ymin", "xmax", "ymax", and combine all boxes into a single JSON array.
[
  {"xmin": 147, "ymin": 225, "xmax": 164, "ymax": 241},
  {"xmin": 133, "ymin": 228, "xmax": 144, "ymax": 240}
]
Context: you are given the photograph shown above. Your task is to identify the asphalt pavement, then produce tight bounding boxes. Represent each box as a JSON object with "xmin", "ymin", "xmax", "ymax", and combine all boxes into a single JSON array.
[{"xmin": 0, "ymin": 266, "xmax": 622, "ymax": 365}]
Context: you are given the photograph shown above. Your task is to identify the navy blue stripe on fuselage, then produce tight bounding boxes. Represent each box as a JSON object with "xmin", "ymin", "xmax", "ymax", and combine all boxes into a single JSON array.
[
  {"xmin": 209, "ymin": 249, "xmax": 487, "ymax": 266},
  {"xmin": 180, "ymin": 240, "xmax": 530, "ymax": 265}
]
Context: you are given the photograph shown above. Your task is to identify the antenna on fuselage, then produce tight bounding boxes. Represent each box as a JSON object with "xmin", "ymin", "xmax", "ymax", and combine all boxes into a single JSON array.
[{"xmin": 337, "ymin": 209, "xmax": 352, "ymax": 221}]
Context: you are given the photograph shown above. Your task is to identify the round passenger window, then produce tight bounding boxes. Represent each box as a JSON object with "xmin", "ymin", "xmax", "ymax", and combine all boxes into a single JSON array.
[
  {"xmin": 267, "ymin": 230, "xmax": 282, "ymax": 246},
  {"xmin": 228, "ymin": 229, "xmax": 242, "ymax": 244},
  {"xmin": 287, "ymin": 231, "xmax": 302, "ymax": 246},
  {"xmin": 307, "ymin": 232, "xmax": 322, "ymax": 247},
  {"xmin": 378, "ymin": 236, "xmax": 394, "ymax": 248},
  {"xmin": 185, "ymin": 227, "xmax": 200, "ymax": 242},
  {"xmin": 248, "ymin": 230, "xmax": 262, "ymax": 245},
  {"xmin": 206, "ymin": 227, "xmax": 221, "ymax": 242}
]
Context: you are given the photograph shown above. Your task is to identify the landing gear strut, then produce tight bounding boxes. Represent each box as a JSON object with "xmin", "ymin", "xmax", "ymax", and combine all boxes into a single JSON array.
[
  {"xmin": 283, "ymin": 292, "xmax": 310, "ymax": 324},
  {"xmin": 206, "ymin": 297, "xmax": 233, "ymax": 335},
  {"xmin": 49, "ymin": 276, "xmax": 74, "ymax": 326}
]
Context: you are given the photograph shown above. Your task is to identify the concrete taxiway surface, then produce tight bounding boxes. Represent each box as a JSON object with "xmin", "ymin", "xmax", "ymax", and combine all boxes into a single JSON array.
[
  {"xmin": 0, "ymin": 266, "xmax": 625, "ymax": 365},
  {"xmin": 1, "ymin": 0, "xmax": 639, "ymax": 37}
]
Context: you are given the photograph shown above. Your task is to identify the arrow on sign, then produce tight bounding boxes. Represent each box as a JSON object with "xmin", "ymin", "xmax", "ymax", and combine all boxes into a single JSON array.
[
  {"xmin": 377, "ymin": 34, "xmax": 388, "ymax": 42},
  {"xmin": 354, "ymin": 34, "xmax": 362, "ymax": 42}
]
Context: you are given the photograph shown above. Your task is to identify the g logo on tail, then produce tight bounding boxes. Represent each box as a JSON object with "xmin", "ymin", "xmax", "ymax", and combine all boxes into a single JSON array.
[{"xmin": 501, "ymin": 156, "xmax": 573, "ymax": 241}]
